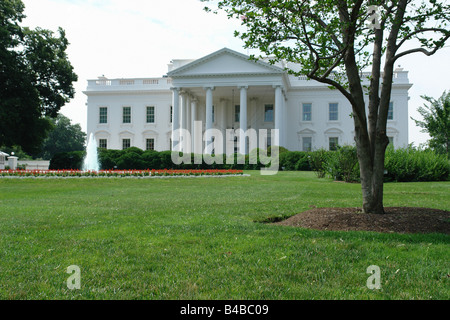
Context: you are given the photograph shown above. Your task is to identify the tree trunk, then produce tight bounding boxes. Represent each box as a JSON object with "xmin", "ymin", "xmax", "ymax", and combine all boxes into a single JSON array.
[
  {"xmin": 354, "ymin": 120, "xmax": 381, "ymax": 214},
  {"xmin": 338, "ymin": 0, "xmax": 407, "ymax": 214},
  {"xmin": 357, "ymin": 129, "xmax": 388, "ymax": 215},
  {"xmin": 343, "ymin": 39, "xmax": 387, "ymax": 215}
]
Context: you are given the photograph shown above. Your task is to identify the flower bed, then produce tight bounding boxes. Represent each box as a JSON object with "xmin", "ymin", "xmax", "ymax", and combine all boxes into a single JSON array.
[{"xmin": 0, "ymin": 169, "xmax": 244, "ymax": 178}]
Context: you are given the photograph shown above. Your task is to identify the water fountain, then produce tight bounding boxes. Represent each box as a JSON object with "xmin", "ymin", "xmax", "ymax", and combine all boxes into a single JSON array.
[{"xmin": 83, "ymin": 133, "xmax": 100, "ymax": 171}]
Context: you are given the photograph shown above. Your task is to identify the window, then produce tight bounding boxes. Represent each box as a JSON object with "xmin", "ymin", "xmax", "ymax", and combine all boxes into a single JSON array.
[
  {"xmin": 302, "ymin": 137, "xmax": 312, "ymax": 151},
  {"xmin": 329, "ymin": 103, "xmax": 338, "ymax": 121},
  {"xmin": 123, "ymin": 107, "xmax": 131, "ymax": 124},
  {"xmin": 122, "ymin": 139, "xmax": 131, "ymax": 150},
  {"xmin": 212, "ymin": 105, "xmax": 215, "ymax": 123},
  {"xmin": 302, "ymin": 103, "xmax": 312, "ymax": 121},
  {"xmin": 234, "ymin": 136, "xmax": 238, "ymax": 154},
  {"xmin": 99, "ymin": 107, "xmax": 108, "ymax": 124},
  {"xmin": 235, "ymin": 105, "xmax": 240, "ymax": 122},
  {"xmin": 388, "ymin": 102, "xmax": 394, "ymax": 120},
  {"xmin": 265, "ymin": 104, "xmax": 274, "ymax": 122},
  {"xmin": 146, "ymin": 106, "xmax": 155, "ymax": 123},
  {"xmin": 329, "ymin": 137, "xmax": 339, "ymax": 151},
  {"xmin": 99, "ymin": 139, "xmax": 107, "ymax": 149},
  {"xmin": 146, "ymin": 138, "xmax": 155, "ymax": 151}
]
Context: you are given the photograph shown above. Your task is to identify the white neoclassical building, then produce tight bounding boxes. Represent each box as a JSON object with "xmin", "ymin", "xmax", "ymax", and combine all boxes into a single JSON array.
[{"xmin": 84, "ymin": 48, "xmax": 411, "ymax": 154}]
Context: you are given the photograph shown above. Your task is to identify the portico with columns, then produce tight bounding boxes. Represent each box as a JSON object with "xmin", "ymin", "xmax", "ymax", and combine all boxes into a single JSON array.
[{"xmin": 167, "ymin": 48, "xmax": 288, "ymax": 155}]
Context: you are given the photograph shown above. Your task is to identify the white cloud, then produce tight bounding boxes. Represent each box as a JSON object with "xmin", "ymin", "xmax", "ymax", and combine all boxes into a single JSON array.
[{"xmin": 21, "ymin": 0, "xmax": 246, "ymax": 132}]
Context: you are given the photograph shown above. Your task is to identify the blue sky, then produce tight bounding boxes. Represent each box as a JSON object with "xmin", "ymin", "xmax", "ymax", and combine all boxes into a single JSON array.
[{"xmin": 21, "ymin": 0, "xmax": 450, "ymax": 146}]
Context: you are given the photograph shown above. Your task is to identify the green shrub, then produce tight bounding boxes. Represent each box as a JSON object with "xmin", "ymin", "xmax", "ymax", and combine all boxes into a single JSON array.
[
  {"xmin": 159, "ymin": 151, "xmax": 175, "ymax": 169},
  {"xmin": 123, "ymin": 147, "xmax": 144, "ymax": 156},
  {"xmin": 267, "ymin": 145, "xmax": 289, "ymax": 156},
  {"xmin": 49, "ymin": 151, "xmax": 85, "ymax": 170},
  {"xmin": 295, "ymin": 154, "xmax": 312, "ymax": 171},
  {"xmin": 224, "ymin": 153, "xmax": 245, "ymax": 170},
  {"xmin": 142, "ymin": 150, "xmax": 162, "ymax": 169},
  {"xmin": 99, "ymin": 149, "xmax": 122, "ymax": 169},
  {"xmin": 384, "ymin": 146, "xmax": 450, "ymax": 182},
  {"xmin": 308, "ymin": 149, "xmax": 330, "ymax": 178},
  {"xmin": 279, "ymin": 151, "xmax": 311, "ymax": 171},
  {"xmin": 116, "ymin": 151, "xmax": 146, "ymax": 170},
  {"xmin": 245, "ymin": 148, "xmax": 267, "ymax": 170},
  {"xmin": 326, "ymin": 145, "xmax": 360, "ymax": 182}
]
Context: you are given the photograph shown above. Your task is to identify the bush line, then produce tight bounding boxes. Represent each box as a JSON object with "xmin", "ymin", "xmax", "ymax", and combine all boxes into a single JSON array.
[{"xmin": 49, "ymin": 146, "xmax": 449, "ymax": 182}]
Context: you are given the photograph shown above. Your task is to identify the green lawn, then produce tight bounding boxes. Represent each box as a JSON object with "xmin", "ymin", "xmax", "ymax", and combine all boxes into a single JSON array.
[{"xmin": 0, "ymin": 171, "xmax": 448, "ymax": 300}]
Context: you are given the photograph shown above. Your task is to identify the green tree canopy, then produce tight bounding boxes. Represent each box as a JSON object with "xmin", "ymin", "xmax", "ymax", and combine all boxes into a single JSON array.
[
  {"xmin": 202, "ymin": 0, "xmax": 450, "ymax": 213},
  {"xmin": 0, "ymin": 0, "xmax": 78, "ymax": 153},
  {"xmin": 35, "ymin": 114, "xmax": 86, "ymax": 160},
  {"xmin": 412, "ymin": 91, "xmax": 450, "ymax": 157}
]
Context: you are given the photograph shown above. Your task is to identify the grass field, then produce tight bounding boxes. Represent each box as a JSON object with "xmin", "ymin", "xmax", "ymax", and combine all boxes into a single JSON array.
[{"xmin": 0, "ymin": 171, "xmax": 448, "ymax": 300}]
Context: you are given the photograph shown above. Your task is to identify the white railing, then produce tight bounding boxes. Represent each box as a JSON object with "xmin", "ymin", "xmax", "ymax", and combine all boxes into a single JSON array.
[
  {"xmin": 119, "ymin": 79, "xmax": 135, "ymax": 85},
  {"xmin": 88, "ymin": 78, "xmax": 173, "ymax": 89},
  {"xmin": 96, "ymin": 79, "xmax": 112, "ymax": 86},
  {"xmin": 143, "ymin": 79, "xmax": 159, "ymax": 85}
]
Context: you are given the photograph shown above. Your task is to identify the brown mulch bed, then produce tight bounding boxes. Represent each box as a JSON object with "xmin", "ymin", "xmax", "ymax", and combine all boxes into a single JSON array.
[{"xmin": 274, "ymin": 207, "xmax": 450, "ymax": 234}]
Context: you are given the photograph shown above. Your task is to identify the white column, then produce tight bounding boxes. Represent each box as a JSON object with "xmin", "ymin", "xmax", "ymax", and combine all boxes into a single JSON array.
[
  {"xmin": 186, "ymin": 94, "xmax": 191, "ymax": 141},
  {"xmin": 205, "ymin": 86, "xmax": 214, "ymax": 154},
  {"xmin": 7, "ymin": 156, "xmax": 18, "ymax": 170},
  {"xmin": 180, "ymin": 92, "xmax": 188, "ymax": 151},
  {"xmin": 191, "ymin": 98, "xmax": 199, "ymax": 154},
  {"xmin": 250, "ymin": 97, "xmax": 257, "ymax": 131},
  {"xmin": 220, "ymin": 98, "xmax": 227, "ymax": 153},
  {"xmin": 181, "ymin": 92, "xmax": 187, "ymax": 131},
  {"xmin": 171, "ymin": 87, "xmax": 180, "ymax": 151},
  {"xmin": 274, "ymin": 85, "xmax": 283, "ymax": 147},
  {"xmin": 239, "ymin": 86, "xmax": 248, "ymax": 154}
]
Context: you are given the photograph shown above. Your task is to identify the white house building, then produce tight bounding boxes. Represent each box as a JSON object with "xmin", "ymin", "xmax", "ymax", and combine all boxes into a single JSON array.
[{"xmin": 83, "ymin": 48, "xmax": 411, "ymax": 154}]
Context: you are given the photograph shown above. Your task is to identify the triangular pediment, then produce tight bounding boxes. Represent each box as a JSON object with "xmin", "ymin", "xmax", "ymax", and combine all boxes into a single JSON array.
[{"xmin": 167, "ymin": 48, "xmax": 285, "ymax": 77}]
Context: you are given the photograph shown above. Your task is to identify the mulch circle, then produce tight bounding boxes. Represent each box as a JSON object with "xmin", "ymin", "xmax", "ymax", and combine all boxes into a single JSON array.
[{"xmin": 274, "ymin": 207, "xmax": 450, "ymax": 234}]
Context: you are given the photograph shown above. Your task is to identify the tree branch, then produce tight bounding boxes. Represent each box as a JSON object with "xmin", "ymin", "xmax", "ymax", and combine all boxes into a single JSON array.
[
  {"xmin": 394, "ymin": 33, "xmax": 450, "ymax": 61},
  {"xmin": 296, "ymin": 10, "xmax": 355, "ymax": 106},
  {"xmin": 292, "ymin": 1, "xmax": 343, "ymax": 48},
  {"xmin": 396, "ymin": 28, "xmax": 450, "ymax": 51}
]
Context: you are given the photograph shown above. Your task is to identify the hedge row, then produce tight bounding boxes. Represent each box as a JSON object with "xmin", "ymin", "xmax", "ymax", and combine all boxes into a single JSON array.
[
  {"xmin": 50, "ymin": 146, "xmax": 449, "ymax": 182},
  {"xmin": 307, "ymin": 145, "xmax": 449, "ymax": 183},
  {"xmin": 384, "ymin": 146, "xmax": 450, "ymax": 182},
  {"xmin": 50, "ymin": 147, "xmax": 268, "ymax": 171}
]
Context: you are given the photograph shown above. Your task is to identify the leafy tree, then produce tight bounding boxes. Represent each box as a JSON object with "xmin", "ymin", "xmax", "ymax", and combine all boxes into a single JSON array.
[
  {"xmin": 0, "ymin": 145, "xmax": 32, "ymax": 160},
  {"xmin": 36, "ymin": 114, "xmax": 86, "ymax": 160},
  {"xmin": 0, "ymin": 0, "xmax": 77, "ymax": 154},
  {"xmin": 202, "ymin": 0, "xmax": 450, "ymax": 213},
  {"xmin": 412, "ymin": 91, "xmax": 450, "ymax": 158}
]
